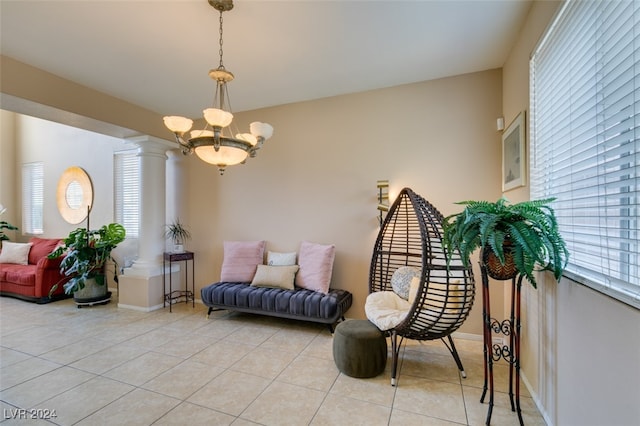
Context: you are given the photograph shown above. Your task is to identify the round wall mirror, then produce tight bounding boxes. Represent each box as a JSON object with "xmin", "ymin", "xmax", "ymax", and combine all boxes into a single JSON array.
[{"xmin": 56, "ymin": 166, "xmax": 93, "ymax": 224}]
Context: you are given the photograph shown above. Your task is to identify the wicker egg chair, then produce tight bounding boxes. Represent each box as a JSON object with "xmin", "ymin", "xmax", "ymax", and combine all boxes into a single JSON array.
[{"xmin": 369, "ymin": 187, "xmax": 475, "ymax": 386}]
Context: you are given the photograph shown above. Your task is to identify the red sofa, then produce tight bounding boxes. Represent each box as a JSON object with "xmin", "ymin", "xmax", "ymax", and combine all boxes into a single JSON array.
[{"xmin": 0, "ymin": 237, "xmax": 70, "ymax": 303}]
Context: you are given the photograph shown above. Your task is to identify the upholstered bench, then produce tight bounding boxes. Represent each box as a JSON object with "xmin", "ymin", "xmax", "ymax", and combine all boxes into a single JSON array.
[
  {"xmin": 333, "ymin": 319, "xmax": 387, "ymax": 378},
  {"xmin": 201, "ymin": 240, "xmax": 352, "ymax": 331},
  {"xmin": 201, "ymin": 281, "xmax": 352, "ymax": 332}
]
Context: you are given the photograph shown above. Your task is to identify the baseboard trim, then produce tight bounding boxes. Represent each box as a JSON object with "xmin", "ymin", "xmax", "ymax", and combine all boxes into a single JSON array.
[
  {"xmin": 452, "ymin": 331, "xmax": 482, "ymax": 341},
  {"xmin": 520, "ymin": 371, "xmax": 553, "ymax": 426},
  {"xmin": 453, "ymin": 331, "xmax": 504, "ymax": 345}
]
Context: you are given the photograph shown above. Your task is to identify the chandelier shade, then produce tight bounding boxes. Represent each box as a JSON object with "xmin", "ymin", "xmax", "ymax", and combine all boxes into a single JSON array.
[
  {"xmin": 195, "ymin": 145, "xmax": 248, "ymax": 166},
  {"xmin": 162, "ymin": 0, "xmax": 273, "ymax": 175},
  {"xmin": 203, "ymin": 108, "xmax": 233, "ymax": 128},
  {"xmin": 250, "ymin": 122, "xmax": 274, "ymax": 140},
  {"xmin": 163, "ymin": 116, "xmax": 193, "ymax": 134},
  {"xmin": 235, "ymin": 133, "xmax": 258, "ymax": 146}
]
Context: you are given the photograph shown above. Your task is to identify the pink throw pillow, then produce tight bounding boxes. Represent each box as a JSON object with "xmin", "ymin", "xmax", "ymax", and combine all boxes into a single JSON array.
[
  {"xmin": 220, "ymin": 240, "xmax": 266, "ymax": 282},
  {"xmin": 295, "ymin": 241, "xmax": 335, "ymax": 294}
]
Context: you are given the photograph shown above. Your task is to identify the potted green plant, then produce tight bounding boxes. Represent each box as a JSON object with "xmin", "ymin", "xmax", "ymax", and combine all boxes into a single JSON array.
[
  {"xmin": 165, "ymin": 219, "xmax": 191, "ymax": 253},
  {"xmin": 0, "ymin": 204, "xmax": 18, "ymax": 246},
  {"xmin": 442, "ymin": 197, "xmax": 569, "ymax": 288},
  {"xmin": 48, "ymin": 223, "xmax": 126, "ymax": 301}
]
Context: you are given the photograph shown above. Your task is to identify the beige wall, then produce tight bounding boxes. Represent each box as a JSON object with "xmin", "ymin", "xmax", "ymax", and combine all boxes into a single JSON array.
[
  {"xmin": 1, "ymin": 57, "xmax": 504, "ymax": 334},
  {"xmin": 0, "ymin": 110, "xmax": 17, "ymax": 234},
  {"xmin": 502, "ymin": 2, "xmax": 640, "ymax": 425},
  {"xmin": 188, "ymin": 69, "xmax": 504, "ymax": 333},
  {"xmin": 501, "ymin": 1, "xmax": 560, "ymax": 417},
  {"xmin": 0, "ymin": 56, "xmax": 164, "ymax": 140},
  {"xmin": 3, "ymin": 4, "xmax": 640, "ymax": 423},
  {"xmin": 1, "ymin": 112, "xmax": 133, "ymax": 288},
  {"xmin": 11, "ymin": 114, "xmax": 125, "ymax": 239}
]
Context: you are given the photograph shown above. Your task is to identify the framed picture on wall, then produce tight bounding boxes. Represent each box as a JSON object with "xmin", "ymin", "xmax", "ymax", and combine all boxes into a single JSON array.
[{"xmin": 502, "ymin": 111, "xmax": 526, "ymax": 191}]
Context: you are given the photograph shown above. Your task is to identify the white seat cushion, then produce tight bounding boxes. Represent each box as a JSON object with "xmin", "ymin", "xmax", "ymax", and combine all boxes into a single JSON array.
[{"xmin": 365, "ymin": 291, "xmax": 412, "ymax": 331}]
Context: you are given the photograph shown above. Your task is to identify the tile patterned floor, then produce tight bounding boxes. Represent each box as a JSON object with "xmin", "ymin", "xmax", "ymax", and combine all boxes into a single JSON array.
[{"xmin": 0, "ymin": 296, "xmax": 546, "ymax": 425}]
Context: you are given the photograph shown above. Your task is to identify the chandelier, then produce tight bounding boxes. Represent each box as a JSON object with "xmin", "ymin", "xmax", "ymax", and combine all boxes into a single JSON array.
[{"xmin": 163, "ymin": 0, "xmax": 273, "ymax": 175}]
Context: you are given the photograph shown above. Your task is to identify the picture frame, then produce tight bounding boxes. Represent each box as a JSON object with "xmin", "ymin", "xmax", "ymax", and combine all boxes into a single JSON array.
[{"xmin": 502, "ymin": 111, "xmax": 526, "ymax": 191}]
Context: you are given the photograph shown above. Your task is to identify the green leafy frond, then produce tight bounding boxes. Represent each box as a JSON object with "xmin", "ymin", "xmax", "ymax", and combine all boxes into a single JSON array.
[
  {"xmin": 47, "ymin": 223, "xmax": 125, "ymax": 295},
  {"xmin": 487, "ymin": 229, "xmax": 507, "ymax": 264},
  {"xmin": 442, "ymin": 196, "xmax": 567, "ymax": 288}
]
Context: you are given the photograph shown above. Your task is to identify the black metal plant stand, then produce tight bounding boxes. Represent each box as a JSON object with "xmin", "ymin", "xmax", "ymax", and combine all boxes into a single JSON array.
[
  {"xmin": 163, "ymin": 251, "xmax": 195, "ymax": 312},
  {"xmin": 480, "ymin": 262, "xmax": 525, "ymax": 426}
]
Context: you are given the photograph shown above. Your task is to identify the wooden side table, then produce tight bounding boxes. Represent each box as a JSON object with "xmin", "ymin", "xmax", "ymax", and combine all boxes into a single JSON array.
[
  {"xmin": 480, "ymin": 262, "xmax": 525, "ymax": 425},
  {"xmin": 163, "ymin": 251, "xmax": 195, "ymax": 312}
]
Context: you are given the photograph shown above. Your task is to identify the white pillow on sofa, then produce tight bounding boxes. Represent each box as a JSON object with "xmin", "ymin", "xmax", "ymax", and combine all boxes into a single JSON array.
[
  {"xmin": 0, "ymin": 242, "xmax": 33, "ymax": 265},
  {"xmin": 365, "ymin": 291, "xmax": 412, "ymax": 331},
  {"xmin": 251, "ymin": 265, "xmax": 299, "ymax": 290},
  {"xmin": 267, "ymin": 251, "xmax": 297, "ymax": 266}
]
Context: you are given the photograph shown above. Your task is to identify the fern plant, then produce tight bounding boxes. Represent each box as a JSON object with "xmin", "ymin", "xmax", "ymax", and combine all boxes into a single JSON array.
[{"xmin": 442, "ymin": 197, "xmax": 568, "ymax": 288}]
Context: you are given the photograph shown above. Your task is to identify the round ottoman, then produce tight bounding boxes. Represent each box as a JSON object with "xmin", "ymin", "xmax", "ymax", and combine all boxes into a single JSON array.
[{"xmin": 333, "ymin": 319, "xmax": 387, "ymax": 378}]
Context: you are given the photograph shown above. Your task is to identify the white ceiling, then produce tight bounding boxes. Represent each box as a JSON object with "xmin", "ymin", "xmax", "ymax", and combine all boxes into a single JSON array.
[{"xmin": 0, "ymin": 0, "xmax": 532, "ymax": 120}]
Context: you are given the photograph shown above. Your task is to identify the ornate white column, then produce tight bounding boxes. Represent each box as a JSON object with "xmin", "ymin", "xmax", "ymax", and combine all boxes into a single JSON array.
[
  {"xmin": 128, "ymin": 136, "xmax": 167, "ymax": 274},
  {"xmin": 119, "ymin": 135, "xmax": 173, "ymax": 311}
]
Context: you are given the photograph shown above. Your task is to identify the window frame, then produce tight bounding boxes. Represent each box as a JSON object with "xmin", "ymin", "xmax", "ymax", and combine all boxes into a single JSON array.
[
  {"xmin": 529, "ymin": 0, "xmax": 639, "ymax": 309},
  {"xmin": 21, "ymin": 161, "xmax": 44, "ymax": 235},
  {"xmin": 114, "ymin": 149, "xmax": 140, "ymax": 239}
]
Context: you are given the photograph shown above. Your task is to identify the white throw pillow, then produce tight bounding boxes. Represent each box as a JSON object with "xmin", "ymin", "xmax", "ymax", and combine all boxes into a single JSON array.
[
  {"xmin": 251, "ymin": 265, "xmax": 299, "ymax": 290},
  {"xmin": 408, "ymin": 276, "xmax": 421, "ymax": 304},
  {"xmin": 365, "ymin": 291, "xmax": 412, "ymax": 331},
  {"xmin": 391, "ymin": 266, "xmax": 420, "ymax": 300},
  {"xmin": 267, "ymin": 251, "xmax": 297, "ymax": 266},
  {"xmin": 427, "ymin": 280, "xmax": 466, "ymax": 314},
  {"xmin": 411, "ymin": 279, "xmax": 466, "ymax": 316},
  {"xmin": 0, "ymin": 242, "xmax": 33, "ymax": 265}
]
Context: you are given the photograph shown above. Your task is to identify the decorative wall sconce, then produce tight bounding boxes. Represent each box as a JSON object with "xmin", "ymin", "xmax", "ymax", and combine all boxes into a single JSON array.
[{"xmin": 377, "ymin": 180, "xmax": 390, "ymax": 226}]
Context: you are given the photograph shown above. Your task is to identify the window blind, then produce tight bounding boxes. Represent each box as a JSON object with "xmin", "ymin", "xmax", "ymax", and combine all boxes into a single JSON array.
[
  {"xmin": 114, "ymin": 150, "xmax": 140, "ymax": 238},
  {"xmin": 530, "ymin": 0, "xmax": 639, "ymax": 307},
  {"xmin": 21, "ymin": 162, "xmax": 44, "ymax": 235}
]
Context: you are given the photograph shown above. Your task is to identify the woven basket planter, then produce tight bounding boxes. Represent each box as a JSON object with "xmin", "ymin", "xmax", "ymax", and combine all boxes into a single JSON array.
[{"xmin": 481, "ymin": 244, "xmax": 518, "ymax": 281}]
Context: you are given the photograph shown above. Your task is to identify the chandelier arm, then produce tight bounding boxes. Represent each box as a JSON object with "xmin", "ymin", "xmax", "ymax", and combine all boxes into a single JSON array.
[
  {"xmin": 212, "ymin": 127, "xmax": 221, "ymax": 150},
  {"xmin": 173, "ymin": 133, "xmax": 194, "ymax": 152}
]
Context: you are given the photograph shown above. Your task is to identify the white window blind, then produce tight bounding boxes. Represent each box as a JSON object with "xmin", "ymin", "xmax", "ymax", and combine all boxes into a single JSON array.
[
  {"xmin": 22, "ymin": 162, "xmax": 44, "ymax": 235},
  {"xmin": 530, "ymin": 0, "xmax": 639, "ymax": 307},
  {"xmin": 114, "ymin": 150, "xmax": 140, "ymax": 238}
]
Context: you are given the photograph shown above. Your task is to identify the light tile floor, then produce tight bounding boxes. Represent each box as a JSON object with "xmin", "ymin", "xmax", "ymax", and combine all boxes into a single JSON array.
[{"xmin": 0, "ymin": 296, "xmax": 546, "ymax": 425}]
